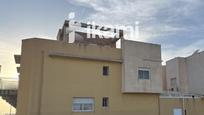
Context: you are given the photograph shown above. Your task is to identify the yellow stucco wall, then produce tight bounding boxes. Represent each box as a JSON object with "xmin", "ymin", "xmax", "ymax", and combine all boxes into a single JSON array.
[
  {"xmin": 16, "ymin": 38, "xmax": 160, "ymax": 115},
  {"xmin": 40, "ymin": 57, "xmax": 159, "ymax": 115},
  {"xmin": 160, "ymin": 98, "xmax": 204, "ymax": 115},
  {"xmin": 17, "ymin": 38, "xmax": 204, "ymax": 115}
]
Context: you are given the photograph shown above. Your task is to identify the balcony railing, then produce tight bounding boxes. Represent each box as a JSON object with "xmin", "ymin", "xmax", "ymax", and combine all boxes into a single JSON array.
[{"xmin": 160, "ymin": 91, "xmax": 204, "ymax": 99}]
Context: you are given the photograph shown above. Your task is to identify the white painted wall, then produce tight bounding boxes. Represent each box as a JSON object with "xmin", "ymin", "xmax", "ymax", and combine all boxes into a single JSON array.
[{"xmin": 187, "ymin": 51, "xmax": 204, "ymax": 94}]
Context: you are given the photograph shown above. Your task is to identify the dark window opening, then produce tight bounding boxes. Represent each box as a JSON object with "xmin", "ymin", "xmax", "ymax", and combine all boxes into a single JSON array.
[
  {"xmin": 102, "ymin": 97, "xmax": 109, "ymax": 107},
  {"xmin": 103, "ymin": 66, "xmax": 109, "ymax": 76}
]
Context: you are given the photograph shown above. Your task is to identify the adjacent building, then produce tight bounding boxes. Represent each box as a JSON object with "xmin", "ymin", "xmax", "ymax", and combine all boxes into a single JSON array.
[
  {"xmin": 0, "ymin": 65, "xmax": 17, "ymax": 115},
  {"xmin": 161, "ymin": 51, "xmax": 204, "ymax": 115},
  {"xmin": 164, "ymin": 51, "xmax": 204, "ymax": 95}
]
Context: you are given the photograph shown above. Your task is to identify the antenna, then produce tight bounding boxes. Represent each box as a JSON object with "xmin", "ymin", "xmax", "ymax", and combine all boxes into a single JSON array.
[{"xmin": 192, "ymin": 49, "xmax": 199, "ymax": 55}]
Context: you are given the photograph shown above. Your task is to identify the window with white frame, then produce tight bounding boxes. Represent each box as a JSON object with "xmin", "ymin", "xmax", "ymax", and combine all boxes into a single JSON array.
[
  {"xmin": 72, "ymin": 98, "xmax": 94, "ymax": 112},
  {"xmin": 138, "ymin": 68, "xmax": 150, "ymax": 80},
  {"xmin": 173, "ymin": 108, "xmax": 182, "ymax": 115}
]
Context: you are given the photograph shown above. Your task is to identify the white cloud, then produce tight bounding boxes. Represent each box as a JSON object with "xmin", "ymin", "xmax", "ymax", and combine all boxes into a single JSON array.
[
  {"xmin": 71, "ymin": 0, "xmax": 203, "ymax": 63},
  {"xmin": 162, "ymin": 39, "xmax": 204, "ymax": 64},
  {"xmin": 70, "ymin": 0, "xmax": 201, "ymax": 41}
]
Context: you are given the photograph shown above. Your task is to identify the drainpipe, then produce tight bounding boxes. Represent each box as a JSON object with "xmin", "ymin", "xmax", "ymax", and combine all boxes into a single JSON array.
[
  {"xmin": 182, "ymin": 98, "xmax": 186, "ymax": 115},
  {"xmin": 158, "ymin": 96, "xmax": 161, "ymax": 115}
]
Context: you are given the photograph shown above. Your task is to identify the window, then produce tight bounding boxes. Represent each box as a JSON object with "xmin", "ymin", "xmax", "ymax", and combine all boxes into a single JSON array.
[
  {"xmin": 173, "ymin": 108, "xmax": 182, "ymax": 115},
  {"xmin": 171, "ymin": 78, "xmax": 177, "ymax": 91},
  {"xmin": 102, "ymin": 97, "xmax": 109, "ymax": 107},
  {"xmin": 72, "ymin": 98, "xmax": 94, "ymax": 112},
  {"xmin": 138, "ymin": 68, "xmax": 150, "ymax": 79},
  {"xmin": 103, "ymin": 66, "xmax": 109, "ymax": 76}
]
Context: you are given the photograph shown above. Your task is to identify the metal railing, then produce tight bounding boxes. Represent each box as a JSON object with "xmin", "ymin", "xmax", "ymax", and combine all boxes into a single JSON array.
[{"xmin": 160, "ymin": 91, "xmax": 204, "ymax": 99}]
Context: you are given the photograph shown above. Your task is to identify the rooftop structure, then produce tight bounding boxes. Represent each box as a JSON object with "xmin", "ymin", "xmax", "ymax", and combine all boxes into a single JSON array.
[{"xmin": 57, "ymin": 20, "xmax": 123, "ymax": 48}]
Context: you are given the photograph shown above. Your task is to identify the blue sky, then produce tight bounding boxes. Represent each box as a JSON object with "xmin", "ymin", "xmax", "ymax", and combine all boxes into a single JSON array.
[{"xmin": 0, "ymin": 0, "xmax": 204, "ymax": 77}]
